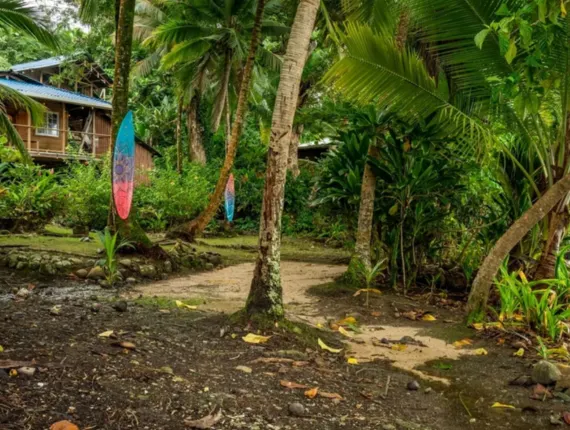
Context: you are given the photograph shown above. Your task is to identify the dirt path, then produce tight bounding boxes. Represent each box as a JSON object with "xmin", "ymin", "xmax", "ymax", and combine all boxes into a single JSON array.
[{"xmin": 129, "ymin": 262, "xmax": 474, "ymax": 384}]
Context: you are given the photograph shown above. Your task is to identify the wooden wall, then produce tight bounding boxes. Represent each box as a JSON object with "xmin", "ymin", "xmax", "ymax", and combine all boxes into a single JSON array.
[
  {"xmin": 135, "ymin": 144, "xmax": 154, "ymax": 185},
  {"xmin": 94, "ymin": 110, "xmax": 112, "ymax": 156},
  {"xmin": 12, "ymin": 101, "xmax": 66, "ymax": 152}
]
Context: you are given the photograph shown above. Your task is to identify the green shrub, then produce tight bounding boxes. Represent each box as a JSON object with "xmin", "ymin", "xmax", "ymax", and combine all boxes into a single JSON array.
[{"xmin": 0, "ymin": 164, "xmax": 66, "ymax": 232}]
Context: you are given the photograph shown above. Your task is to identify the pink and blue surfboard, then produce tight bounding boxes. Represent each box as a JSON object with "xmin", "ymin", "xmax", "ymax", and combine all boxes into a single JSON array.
[
  {"xmin": 113, "ymin": 111, "xmax": 135, "ymax": 220},
  {"xmin": 225, "ymin": 173, "xmax": 235, "ymax": 222}
]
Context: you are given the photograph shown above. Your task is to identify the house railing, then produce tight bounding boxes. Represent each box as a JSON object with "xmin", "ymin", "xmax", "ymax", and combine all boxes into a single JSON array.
[{"xmin": 12, "ymin": 124, "xmax": 111, "ymax": 158}]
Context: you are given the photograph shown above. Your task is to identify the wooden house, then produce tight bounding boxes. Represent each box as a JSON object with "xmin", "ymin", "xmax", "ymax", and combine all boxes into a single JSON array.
[{"xmin": 1, "ymin": 56, "xmax": 158, "ymax": 183}]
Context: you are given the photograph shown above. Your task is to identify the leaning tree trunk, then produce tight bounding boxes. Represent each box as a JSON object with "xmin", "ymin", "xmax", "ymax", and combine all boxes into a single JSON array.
[
  {"xmin": 188, "ymin": 94, "xmax": 206, "ymax": 165},
  {"xmin": 347, "ymin": 141, "xmax": 379, "ymax": 277},
  {"xmin": 534, "ymin": 206, "xmax": 569, "ymax": 280},
  {"xmin": 467, "ymin": 173, "xmax": 570, "ymax": 319},
  {"xmin": 109, "ymin": 0, "xmax": 161, "ymax": 254},
  {"xmin": 176, "ymin": 99, "xmax": 183, "ymax": 173},
  {"xmin": 211, "ymin": 49, "xmax": 233, "ymax": 133},
  {"xmin": 246, "ymin": 0, "xmax": 320, "ymax": 319},
  {"xmin": 167, "ymin": 0, "xmax": 267, "ymax": 241}
]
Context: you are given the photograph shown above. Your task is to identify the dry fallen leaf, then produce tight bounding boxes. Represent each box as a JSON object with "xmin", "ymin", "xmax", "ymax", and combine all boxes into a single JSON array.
[
  {"xmin": 422, "ymin": 314, "xmax": 437, "ymax": 322},
  {"xmin": 391, "ymin": 343, "xmax": 407, "ymax": 351},
  {"xmin": 371, "ymin": 311, "xmax": 381, "ymax": 317},
  {"xmin": 280, "ymin": 380, "xmax": 309, "ymax": 389},
  {"xmin": 235, "ymin": 365, "xmax": 252, "ymax": 374},
  {"xmin": 242, "ymin": 333, "xmax": 271, "ymax": 344},
  {"xmin": 491, "ymin": 402, "xmax": 516, "ymax": 409},
  {"xmin": 50, "ymin": 421, "xmax": 79, "ymax": 430},
  {"xmin": 497, "ymin": 338, "xmax": 505, "ymax": 346},
  {"xmin": 513, "ymin": 348, "xmax": 525, "ymax": 357},
  {"xmin": 117, "ymin": 341, "xmax": 136, "ymax": 350},
  {"xmin": 304, "ymin": 387, "xmax": 319, "ymax": 399},
  {"xmin": 353, "ymin": 288, "xmax": 382, "ymax": 297},
  {"xmin": 452, "ymin": 339, "xmax": 473, "ymax": 349},
  {"xmin": 175, "ymin": 300, "xmax": 198, "ymax": 310},
  {"xmin": 338, "ymin": 326, "xmax": 353, "ymax": 338},
  {"xmin": 184, "ymin": 406, "xmax": 222, "ymax": 429},
  {"xmin": 318, "ymin": 338, "xmax": 342, "ymax": 353},
  {"xmin": 98, "ymin": 330, "xmax": 114, "ymax": 338},
  {"xmin": 563, "ymin": 411, "xmax": 570, "ymax": 425},
  {"xmin": 347, "ymin": 357, "xmax": 359, "ymax": 365},
  {"xmin": 471, "ymin": 323, "xmax": 484, "ymax": 331},
  {"xmin": 320, "ymin": 391, "xmax": 343, "ymax": 400},
  {"xmin": 337, "ymin": 316, "xmax": 357, "ymax": 326},
  {"xmin": 474, "ymin": 348, "xmax": 488, "ymax": 356}
]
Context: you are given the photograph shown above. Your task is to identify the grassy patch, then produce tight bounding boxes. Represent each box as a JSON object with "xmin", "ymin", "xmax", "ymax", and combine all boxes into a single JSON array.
[
  {"xmin": 132, "ymin": 296, "xmax": 205, "ymax": 309},
  {"xmin": 0, "ymin": 234, "xmax": 100, "ymax": 256},
  {"xmin": 307, "ymin": 279, "xmax": 358, "ymax": 298}
]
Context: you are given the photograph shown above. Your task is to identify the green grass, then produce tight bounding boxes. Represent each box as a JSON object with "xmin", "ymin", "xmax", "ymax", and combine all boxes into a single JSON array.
[
  {"xmin": 307, "ymin": 280, "xmax": 358, "ymax": 298},
  {"xmin": 0, "ymin": 234, "xmax": 100, "ymax": 256},
  {"xmin": 132, "ymin": 296, "xmax": 205, "ymax": 309}
]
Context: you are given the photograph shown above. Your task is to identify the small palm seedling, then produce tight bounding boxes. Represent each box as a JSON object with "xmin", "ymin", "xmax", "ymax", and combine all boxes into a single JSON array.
[
  {"xmin": 96, "ymin": 227, "xmax": 134, "ymax": 286},
  {"xmin": 353, "ymin": 258, "xmax": 386, "ymax": 307}
]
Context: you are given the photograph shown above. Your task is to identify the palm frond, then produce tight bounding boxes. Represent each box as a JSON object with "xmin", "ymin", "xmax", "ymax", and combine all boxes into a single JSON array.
[
  {"xmin": 324, "ymin": 23, "xmax": 489, "ymax": 143},
  {"xmin": 341, "ymin": 0, "xmax": 399, "ymax": 33},
  {"xmin": 0, "ymin": 0, "xmax": 58, "ymax": 50}
]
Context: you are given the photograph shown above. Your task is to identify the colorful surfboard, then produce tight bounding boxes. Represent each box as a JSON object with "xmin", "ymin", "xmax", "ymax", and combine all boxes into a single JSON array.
[
  {"xmin": 225, "ymin": 173, "xmax": 235, "ymax": 222},
  {"xmin": 112, "ymin": 111, "xmax": 135, "ymax": 220}
]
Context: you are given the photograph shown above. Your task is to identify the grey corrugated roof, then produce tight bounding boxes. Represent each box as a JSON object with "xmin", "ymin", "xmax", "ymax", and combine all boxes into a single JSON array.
[
  {"xmin": 11, "ymin": 56, "xmax": 67, "ymax": 72},
  {"xmin": 0, "ymin": 78, "xmax": 112, "ymax": 110}
]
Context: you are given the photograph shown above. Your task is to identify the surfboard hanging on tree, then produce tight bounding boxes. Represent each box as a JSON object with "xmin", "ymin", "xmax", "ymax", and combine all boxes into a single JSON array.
[
  {"xmin": 112, "ymin": 111, "xmax": 135, "ymax": 220},
  {"xmin": 225, "ymin": 173, "xmax": 235, "ymax": 222}
]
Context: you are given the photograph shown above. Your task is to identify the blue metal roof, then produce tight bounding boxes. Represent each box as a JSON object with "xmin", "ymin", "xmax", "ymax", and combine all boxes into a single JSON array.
[
  {"xmin": 0, "ymin": 78, "xmax": 112, "ymax": 110},
  {"xmin": 11, "ymin": 56, "xmax": 67, "ymax": 72}
]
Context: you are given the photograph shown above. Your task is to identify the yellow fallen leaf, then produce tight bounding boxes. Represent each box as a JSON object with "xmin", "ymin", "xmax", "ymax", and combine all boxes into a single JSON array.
[
  {"xmin": 175, "ymin": 300, "xmax": 197, "ymax": 310},
  {"xmin": 337, "ymin": 317, "xmax": 357, "ymax": 326},
  {"xmin": 172, "ymin": 375, "xmax": 186, "ymax": 382},
  {"xmin": 472, "ymin": 323, "xmax": 484, "ymax": 331},
  {"xmin": 422, "ymin": 314, "xmax": 437, "ymax": 321},
  {"xmin": 347, "ymin": 357, "xmax": 358, "ymax": 365},
  {"xmin": 318, "ymin": 338, "xmax": 342, "ymax": 353},
  {"xmin": 9, "ymin": 369, "xmax": 17, "ymax": 377},
  {"xmin": 338, "ymin": 326, "xmax": 353, "ymax": 338},
  {"xmin": 491, "ymin": 402, "xmax": 516, "ymax": 409},
  {"xmin": 316, "ymin": 323, "xmax": 324, "ymax": 329},
  {"xmin": 391, "ymin": 343, "xmax": 407, "ymax": 351},
  {"xmin": 475, "ymin": 348, "xmax": 488, "ymax": 356},
  {"xmin": 231, "ymin": 333, "xmax": 237, "ymax": 339},
  {"xmin": 513, "ymin": 348, "xmax": 524, "ymax": 357},
  {"xmin": 242, "ymin": 333, "xmax": 271, "ymax": 344},
  {"xmin": 304, "ymin": 387, "xmax": 319, "ymax": 398},
  {"xmin": 98, "ymin": 330, "xmax": 114, "ymax": 338},
  {"xmin": 0, "ymin": 345, "xmax": 3, "ymax": 352},
  {"xmin": 453, "ymin": 338, "xmax": 473, "ymax": 349}
]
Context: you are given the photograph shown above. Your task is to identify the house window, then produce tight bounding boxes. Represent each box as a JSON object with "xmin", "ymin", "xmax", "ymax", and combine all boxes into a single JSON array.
[{"xmin": 36, "ymin": 112, "xmax": 60, "ymax": 137}]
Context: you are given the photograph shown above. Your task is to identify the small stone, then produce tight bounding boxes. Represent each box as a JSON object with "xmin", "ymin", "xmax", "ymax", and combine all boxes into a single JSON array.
[
  {"xmin": 113, "ymin": 301, "xmax": 128, "ymax": 313},
  {"xmin": 18, "ymin": 367, "xmax": 36, "ymax": 377},
  {"xmin": 126, "ymin": 277, "xmax": 137, "ymax": 284},
  {"xmin": 550, "ymin": 415, "xmax": 563, "ymax": 426},
  {"xmin": 204, "ymin": 263, "xmax": 214, "ymax": 270},
  {"xmin": 235, "ymin": 366, "xmax": 252, "ymax": 374},
  {"xmin": 99, "ymin": 280, "xmax": 110, "ymax": 288},
  {"xmin": 139, "ymin": 264, "xmax": 157, "ymax": 278},
  {"xmin": 90, "ymin": 303, "xmax": 101, "ymax": 313},
  {"xmin": 424, "ymin": 387, "xmax": 432, "ymax": 394},
  {"xmin": 87, "ymin": 266, "xmax": 105, "ymax": 280},
  {"xmin": 510, "ymin": 375, "xmax": 534, "ymax": 387},
  {"xmin": 288, "ymin": 402, "xmax": 306, "ymax": 417},
  {"xmin": 532, "ymin": 360, "xmax": 562, "ymax": 385},
  {"xmin": 407, "ymin": 380, "xmax": 420, "ymax": 391},
  {"xmin": 16, "ymin": 288, "xmax": 30, "ymax": 299},
  {"xmin": 50, "ymin": 305, "xmax": 61, "ymax": 316},
  {"xmin": 76, "ymin": 269, "xmax": 89, "ymax": 278}
]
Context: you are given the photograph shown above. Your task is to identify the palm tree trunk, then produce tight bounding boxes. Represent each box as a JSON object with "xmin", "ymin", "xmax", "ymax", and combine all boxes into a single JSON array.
[
  {"xmin": 211, "ymin": 49, "xmax": 232, "ymax": 133},
  {"xmin": 176, "ymin": 99, "xmax": 183, "ymax": 173},
  {"xmin": 467, "ymin": 173, "xmax": 570, "ymax": 319},
  {"xmin": 245, "ymin": 0, "xmax": 320, "ymax": 319},
  {"xmin": 347, "ymin": 141, "xmax": 380, "ymax": 276},
  {"xmin": 188, "ymin": 94, "xmax": 206, "ymax": 165},
  {"xmin": 109, "ymin": 0, "xmax": 157, "ymax": 254},
  {"xmin": 168, "ymin": 0, "xmax": 267, "ymax": 241},
  {"xmin": 287, "ymin": 123, "xmax": 303, "ymax": 178}
]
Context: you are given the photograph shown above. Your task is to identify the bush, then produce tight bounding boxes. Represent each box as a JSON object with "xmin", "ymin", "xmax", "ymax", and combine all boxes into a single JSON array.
[{"xmin": 0, "ymin": 164, "xmax": 66, "ymax": 232}]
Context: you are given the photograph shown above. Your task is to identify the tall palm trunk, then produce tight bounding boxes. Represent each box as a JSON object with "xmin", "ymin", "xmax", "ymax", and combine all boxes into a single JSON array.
[
  {"xmin": 245, "ymin": 0, "xmax": 320, "ymax": 318},
  {"xmin": 347, "ymin": 141, "xmax": 379, "ymax": 275},
  {"xmin": 211, "ymin": 49, "xmax": 233, "ymax": 133},
  {"xmin": 467, "ymin": 173, "xmax": 570, "ymax": 319},
  {"xmin": 109, "ymin": 0, "xmax": 157, "ymax": 253},
  {"xmin": 534, "ymin": 206, "xmax": 569, "ymax": 279},
  {"xmin": 287, "ymin": 123, "xmax": 303, "ymax": 178},
  {"xmin": 176, "ymin": 98, "xmax": 183, "ymax": 173},
  {"xmin": 188, "ymin": 94, "xmax": 206, "ymax": 165},
  {"xmin": 168, "ymin": 0, "xmax": 267, "ymax": 241}
]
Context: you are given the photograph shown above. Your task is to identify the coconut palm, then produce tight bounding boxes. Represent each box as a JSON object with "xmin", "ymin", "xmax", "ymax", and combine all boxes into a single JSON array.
[
  {"xmin": 324, "ymin": 0, "xmax": 570, "ymax": 317},
  {"xmin": 0, "ymin": 0, "xmax": 59, "ymax": 162}
]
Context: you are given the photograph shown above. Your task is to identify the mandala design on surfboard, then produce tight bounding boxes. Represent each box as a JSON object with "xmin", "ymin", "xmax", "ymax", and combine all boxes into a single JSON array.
[
  {"xmin": 225, "ymin": 173, "xmax": 235, "ymax": 222},
  {"xmin": 113, "ymin": 111, "xmax": 135, "ymax": 220}
]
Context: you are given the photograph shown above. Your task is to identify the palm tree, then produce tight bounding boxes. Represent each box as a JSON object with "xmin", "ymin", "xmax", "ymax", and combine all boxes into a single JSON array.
[
  {"xmin": 245, "ymin": 0, "xmax": 320, "ymax": 319},
  {"xmin": 0, "ymin": 0, "xmax": 59, "ymax": 162},
  {"xmin": 324, "ymin": 0, "xmax": 570, "ymax": 317}
]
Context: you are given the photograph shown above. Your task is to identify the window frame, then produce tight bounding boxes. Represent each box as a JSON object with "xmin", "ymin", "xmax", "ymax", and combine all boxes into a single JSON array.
[{"xmin": 35, "ymin": 111, "xmax": 60, "ymax": 138}]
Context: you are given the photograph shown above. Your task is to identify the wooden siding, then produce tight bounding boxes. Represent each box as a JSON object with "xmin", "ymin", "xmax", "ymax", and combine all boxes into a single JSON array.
[
  {"xmin": 13, "ymin": 101, "xmax": 66, "ymax": 152},
  {"xmin": 135, "ymin": 144, "xmax": 154, "ymax": 185},
  {"xmin": 94, "ymin": 111, "xmax": 112, "ymax": 156}
]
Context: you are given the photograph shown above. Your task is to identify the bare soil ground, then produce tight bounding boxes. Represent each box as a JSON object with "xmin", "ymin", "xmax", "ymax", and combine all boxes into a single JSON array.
[{"xmin": 1, "ymin": 254, "xmax": 568, "ymax": 429}]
